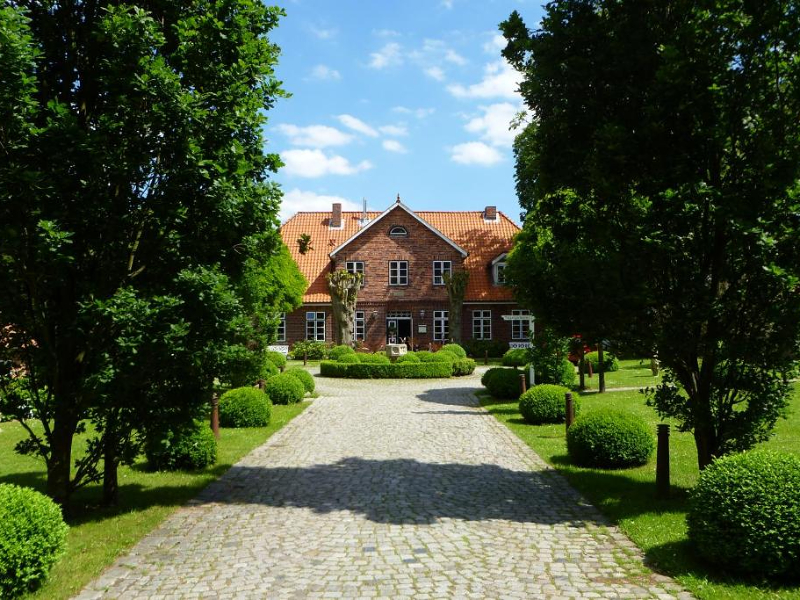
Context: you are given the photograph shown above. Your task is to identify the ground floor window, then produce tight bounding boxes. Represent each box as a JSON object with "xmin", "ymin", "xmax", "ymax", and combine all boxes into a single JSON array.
[
  {"xmin": 306, "ymin": 311, "xmax": 325, "ymax": 341},
  {"xmin": 511, "ymin": 309, "xmax": 531, "ymax": 339},
  {"xmin": 433, "ymin": 310, "xmax": 449, "ymax": 341},
  {"xmin": 277, "ymin": 312, "xmax": 286, "ymax": 342},
  {"xmin": 472, "ymin": 310, "xmax": 492, "ymax": 340},
  {"xmin": 353, "ymin": 310, "xmax": 365, "ymax": 342}
]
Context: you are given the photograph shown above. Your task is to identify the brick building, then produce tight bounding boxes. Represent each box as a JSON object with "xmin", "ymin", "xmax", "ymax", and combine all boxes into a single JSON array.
[{"xmin": 277, "ymin": 197, "xmax": 530, "ymax": 351}]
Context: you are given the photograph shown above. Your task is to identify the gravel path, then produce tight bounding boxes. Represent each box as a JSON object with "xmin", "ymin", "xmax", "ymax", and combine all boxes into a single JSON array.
[{"xmin": 76, "ymin": 370, "xmax": 690, "ymax": 599}]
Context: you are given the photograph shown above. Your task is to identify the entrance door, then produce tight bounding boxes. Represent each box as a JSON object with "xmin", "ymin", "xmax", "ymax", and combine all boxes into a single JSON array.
[{"xmin": 386, "ymin": 312, "xmax": 412, "ymax": 344}]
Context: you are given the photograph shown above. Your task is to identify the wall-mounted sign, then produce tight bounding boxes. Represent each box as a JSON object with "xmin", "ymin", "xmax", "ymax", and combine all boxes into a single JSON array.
[
  {"xmin": 268, "ymin": 345, "xmax": 290, "ymax": 355},
  {"xmin": 418, "ymin": 325, "xmax": 427, "ymax": 333}
]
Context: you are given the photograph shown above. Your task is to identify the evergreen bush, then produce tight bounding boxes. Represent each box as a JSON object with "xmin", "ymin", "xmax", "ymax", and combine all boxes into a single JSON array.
[
  {"xmin": 524, "ymin": 359, "xmax": 576, "ymax": 388},
  {"xmin": 567, "ymin": 409, "xmax": 654, "ymax": 468},
  {"xmin": 688, "ymin": 450, "xmax": 800, "ymax": 578},
  {"xmin": 260, "ymin": 358, "xmax": 279, "ymax": 380},
  {"xmin": 396, "ymin": 352, "xmax": 421, "ymax": 363},
  {"xmin": 358, "ymin": 353, "xmax": 391, "ymax": 364},
  {"xmin": 284, "ymin": 368, "xmax": 315, "ymax": 394},
  {"xmin": 146, "ymin": 420, "xmax": 217, "ymax": 470},
  {"xmin": 337, "ymin": 353, "xmax": 361, "ymax": 364},
  {"xmin": 265, "ymin": 373, "xmax": 305, "ymax": 405},
  {"xmin": 289, "ymin": 340, "xmax": 328, "ymax": 360},
  {"xmin": 451, "ymin": 358, "xmax": 477, "ymax": 376},
  {"xmin": 265, "ymin": 350, "xmax": 287, "ymax": 371},
  {"xmin": 440, "ymin": 343, "xmax": 467, "ymax": 358},
  {"xmin": 502, "ymin": 348, "xmax": 530, "ymax": 367},
  {"xmin": 0, "ymin": 484, "xmax": 68, "ymax": 598},
  {"xmin": 584, "ymin": 351, "xmax": 620, "ymax": 372},
  {"xmin": 419, "ymin": 351, "xmax": 453, "ymax": 363},
  {"xmin": 218, "ymin": 387, "xmax": 271, "ymax": 428},
  {"xmin": 518, "ymin": 384, "xmax": 574, "ymax": 424},
  {"xmin": 320, "ymin": 361, "xmax": 452, "ymax": 378},
  {"xmin": 328, "ymin": 344, "xmax": 356, "ymax": 361},
  {"xmin": 481, "ymin": 367, "xmax": 523, "ymax": 399}
]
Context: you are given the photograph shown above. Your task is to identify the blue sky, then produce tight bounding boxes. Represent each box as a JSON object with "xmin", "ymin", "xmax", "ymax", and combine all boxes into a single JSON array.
[{"xmin": 266, "ymin": 0, "xmax": 545, "ymax": 224}]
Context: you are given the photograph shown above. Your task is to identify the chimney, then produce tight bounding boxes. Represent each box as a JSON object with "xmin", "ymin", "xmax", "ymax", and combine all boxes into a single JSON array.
[
  {"xmin": 484, "ymin": 205, "xmax": 497, "ymax": 221},
  {"xmin": 330, "ymin": 203, "xmax": 342, "ymax": 228}
]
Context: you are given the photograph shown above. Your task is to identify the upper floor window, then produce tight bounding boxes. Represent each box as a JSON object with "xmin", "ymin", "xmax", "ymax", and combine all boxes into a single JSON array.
[
  {"xmin": 346, "ymin": 261, "xmax": 365, "ymax": 286},
  {"xmin": 511, "ymin": 309, "xmax": 530, "ymax": 340},
  {"xmin": 432, "ymin": 260, "xmax": 452, "ymax": 286},
  {"xmin": 305, "ymin": 311, "xmax": 325, "ymax": 341},
  {"xmin": 494, "ymin": 262, "xmax": 507, "ymax": 284},
  {"xmin": 389, "ymin": 260, "xmax": 408, "ymax": 286},
  {"xmin": 389, "ymin": 225, "xmax": 408, "ymax": 237}
]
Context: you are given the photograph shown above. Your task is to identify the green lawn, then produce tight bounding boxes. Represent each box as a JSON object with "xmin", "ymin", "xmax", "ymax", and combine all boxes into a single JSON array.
[
  {"xmin": 480, "ymin": 385, "xmax": 800, "ymax": 600},
  {"xmin": 577, "ymin": 358, "xmax": 663, "ymax": 391},
  {"xmin": 0, "ymin": 402, "xmax": 309, "ymax": 600}
]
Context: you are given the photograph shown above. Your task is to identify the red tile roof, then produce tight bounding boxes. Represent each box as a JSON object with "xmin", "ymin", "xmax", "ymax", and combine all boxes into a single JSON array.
[{"xmin": 280, "ymin": 208, "xmax": 520, "ymax": 303}]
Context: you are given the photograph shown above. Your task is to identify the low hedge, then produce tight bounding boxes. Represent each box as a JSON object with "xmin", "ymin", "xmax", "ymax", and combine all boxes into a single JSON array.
[
  {"xmin": 265, "ymin": 350, "xmax": 286, "ymax": 372},
  {"xmin": 218, "ymin": 387, "xmax": 271, "ymax": 428},
  {"xmin": 481, "ymin": 367, "xmax": 523, "ymax": 399},
  {"xmin": 0, "ymin": 484, "xmax": 68, "ymax": 598},
  {"xmin": 328, "ymin": 344, "xmax": 356, "ymax": 361},
  {"xmin": 418, "ymin": 351, "xmax": 453, "ymax": 363},
  {"xmin": 688, "ymin": 450, "xmax": 800, "ymax": 578},
  {"xmin": 358, "ymin": 353, "xmax": 391, "ymax": 364},
  {"xmin": 265, "ymin": 373, "xmax": 305, "ymax": 404},
  {"xmin": 452, "ymin": 358, "xmax": 476, "ymax": 376},
  {"xmin": 440, "ymin": 343, "xmax": 467, "ymax": 358},
  {"xmin": 320, "ymin": 361, "xmax": 452, "ymax": 379},
  {"xmin": 566, "ymin": 409, "xmax": 654, "ymax": 469},
  {"xmin": 518, "ymin": 384, "xmax": 575, "ymax": 424},
  {"xmin": 146, "ymin": 420, "xmax": 217, "ymax": 471},
  {"xmin": 396, "ymin": 352, "xmax": 420, "ymax": 363},
  {"xmin": 584, "ymin": 351, "xmax": 619, "ymax": 372},
  {"xmin": 284, "ymin": 368, "xmax": 315, "ymax": 394},
  {"xmin": 502, "ymin": 348, "xmax": 530, "ymax": 367},
  {"xmin": 337, "ymin": 353, "xmax": 361, "ymax": 364}
]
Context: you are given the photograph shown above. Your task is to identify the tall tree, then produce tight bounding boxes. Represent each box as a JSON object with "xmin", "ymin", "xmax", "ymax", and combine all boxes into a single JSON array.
[
  {"xmin": 0, "ymin": 1, "xmax": 294, "ymax": 504},
  {"xmin": 502, "ymin": 2, "xmax": 800, "ymax": 469},
  {"xmin": 327, "ymin": 270, "xmax": 363, "ymax": 346},
  {"xmin": 443, "ymin": 270, "xmax": 469, "ymax": 344}
]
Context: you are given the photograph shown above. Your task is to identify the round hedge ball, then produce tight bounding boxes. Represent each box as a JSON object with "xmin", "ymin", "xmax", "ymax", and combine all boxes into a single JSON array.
[
  {"xmin": 358, "ymin": 353, "xmax": 391, "ymax": 364},
  {"xmin": 567, "ymin": 409, "xmax": 654, "ymax": 469},
  {"xmin": 285, "ymin": 368, "xmax": 315, "ymax": 393},
  {"xmin": 518, "ymin": 384, "xmax": 574, "ymax": 424},
  {"xmin": 146, "ymin": 420, "xmax": 217, "ymax": 471},
  {"xmin": 396, "ymin": 352, "xmax": 420, "ymax": 363},
  {"xmin": 328, "ymin": 344, "xmax": 356, "ymax": 361},
  {"xmin": 265, "ymin": 350, "xmax": 286, "ymax": 371},
  {"xmin": 688, "ymin": 450, "xmax": 800, "ymax": 577},
  {"xmin": 584, "ymin": 351, "xmax": 619, "ymax": 372},
  {"xmin": 0, "ymin": 484, "xmax": 68, "ymax": 598},
  {"xmin": 440, "ymin": 343, "xmax": 467, "ymax": 358},
  {"xmin": 337, "ymin": 353, "xmax": 361, "ymax": 364},
  {"xmin": 265, "ymin": 373, "xmax": 305, "ymax": 405},
  {"xmin": 480, "ymin": 367, "xmax": 523, "ymax": 400},
  {"xmin": 502, "ymin": 348, "xmax": 530, "ymax": 367},
  {"xmin": 260, "ymin": 358, "xmax": 279, "ymax": 380},
  {"xmin": 219, "ymin": 387, "xmax": 271, "ymax": 428}
]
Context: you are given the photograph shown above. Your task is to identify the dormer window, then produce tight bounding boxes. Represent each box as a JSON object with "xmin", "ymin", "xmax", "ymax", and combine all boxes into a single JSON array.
[
  {"xmin": 389, "ymin": 225, "xmax": 408, "ymax": 237},
  {"xmin": 491, "ymin": 253, "xmax": 508, "ymax": 285}
]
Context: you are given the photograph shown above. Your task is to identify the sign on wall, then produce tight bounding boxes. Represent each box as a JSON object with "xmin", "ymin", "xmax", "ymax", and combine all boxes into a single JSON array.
[
  {"xmin": 268, "ymin": 345, "xmax": 290, "ymax": 356},
  {"xmin": 508, "ymin": 342, "xmax": 533, "ymax": 349}
]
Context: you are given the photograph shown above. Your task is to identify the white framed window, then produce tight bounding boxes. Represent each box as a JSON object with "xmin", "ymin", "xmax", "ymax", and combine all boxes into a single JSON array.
[
  {"xmin": 305, "ymin": 311, "xmax": 325, "ymax": 341},
  {"xmin": 346, "ymin": 260, "xmax": 365, "ymax": 286},
  {"xmin": 389, "ymin": 225, "xmax": 408, "ymax": 237},
  {"xmin": 353, "ymin": 310, "xmax": 365, "ymax": 342},
  {"xmin": 433, "ymin": 310, "xmax": 449, "ymax": 341},
  {"xmin": 472, "ymin": 310, "xmax": 492, "ymax": 340},
  {"xmin": 512, "ymin": 309, "xmax": 531, "ymax": 340},
  {"xmin": 432, "ymin": 260, "xmax": 452, "ymax": 286},
  {"xmin": 495, "ymin": 262, "xmax": 507, "ymax": 284},
  {"xmin": 277, "ymin": 312, "xmax": 286, "ymax": 342},
  {"xmin": 389, "ymin": 260, "xmax": 408, "ymax": 286}
]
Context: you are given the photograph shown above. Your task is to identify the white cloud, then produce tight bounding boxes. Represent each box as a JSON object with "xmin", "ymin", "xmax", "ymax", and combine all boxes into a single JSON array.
[
  {"xmin": 445, "ymin": 49, "xmax": 467, "ymax": 66},
  {"xmin": 280, "ymin": 189, "xmax": 360, "ymax": 223},
  {"xmin": 424, "ymin": 66, "xmax": 446, "ymax": 81},
  {"xmin": 382, "ymin": 139, "xmax": 407, "ymax": 154},
  {"xmin": 379, "ymin": 124, "xmax": 408, "ymax": 136},
  {"xmin": 483, "ymin": 34, "xmax": 506, "ymax": 55},
  {"xmin": 310, "ymin": 26, "xmax": 337, "ymax": 40},
  {"xmin": 308, "ymin": 64, "xmax": 341, "ymax": 81},
  {"xmin": 281, "ymin": 149, "xmax": 373, "ymax": 178},
  {"xmin": 368, "ymin": 42, "xmax": 402, "ymax": 69},
  {"xmin": 275, "ymin": 124, "xmax": 352, "ymax": 148},
  {"xmin": 373, "ymin": 28, "xmax": 401, "ymax": 38},
  {"xmin": 450, "ymin": 142, "xmax": 503, "ymax": 166},
  {"xmin": 447, "ymin": 60, "xmax": 521, "ymax": 100},
  {"xmin": 441, "ymin": 0, "xmax": 454, "ymax": 8},
  {"xmin": 337, "ymin": 114, "xmax": 379, "ymax": 137},
  {"xmin": 464, "ymin": 103, "xmax": 520, "ymax": 147},
  {"xmin": 393, "ymin": 106, "xmax": 435, "ymax": 119}
]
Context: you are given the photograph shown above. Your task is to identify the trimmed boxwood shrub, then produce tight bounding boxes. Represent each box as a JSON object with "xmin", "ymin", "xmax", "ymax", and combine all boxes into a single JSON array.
[
  {"xmin": 584, "ymin": 351, "xmax": 619, "ymax": 372},
  {"xmin": 0, "ymin": 484, "xmax": 68, "ymax": 598},
  {"xmin": 284, "ymin": 368, "xmax": 315, "ymax": 394},
  {"xmin": 328, "ymin": 344, "xmax": 356, "ymax": 361},
  {"xmin": 502, "ymin": 348, "xmax": 530, "ymax": 367},
  {"xmin": 320, "ymin": 361, "xmax": 452, "ymax": 379},
  {"xmin": 146, "ymin": 420, "xmax": 217, "ymax": 471},
  {"xmin": 481, "ymin": 367, "xmax": 523, "ymax": 399},
  {"xmin": 440, "ymin": 343, "xmax": 467, "ymax": 358},
  {"xmin": 567, "ymin": 409, "xmax": 654, "ymax": 469},
  {"xmin": 452, "ymin": 358, "xmax": 476, "ymax": 376},
  {"xmin": 337, "ymin": 353, "xmax": 361, "ymax": 364},
  {"xmin": 419, "ymin": 351, "xmax": 453, "ymax": 363},
  {"xmin": 265, "ymin": 350, "xmax": 287, "ymax": 372},
  {"xmin": 260, "ymin": 358, "xmax": 279, "ymax": 380},
  {"xmin": 463, "ymin": 339, "xmax": 508, "ymax": 359},
  {"xmin": 289, "ymin": 340, "xmax": 327, "ymax": 360},
  {"xmin": 218, "ymin": 387, "xmax": 271, "ymax": 428},
  {"xmin": 518, "ymin": 384, "xmax": 575, "ymax": 424},
  {"xmin": 524, "ymin": 359, "xmax": 576, "ymax": 388},
  {"xmin": 687, "ymin": 450, "xmax": 800, "ymax": 578},
  {"xmin": 396, "ymin": 352, "xmax": 420, "ymax": 363},
  {"xmin": 265, "ymin": 373, "xmax": 305, "ymax": 405},
  {"xmin": 358, "ymin": 353, "xmax": 391, "ymax": 364}
]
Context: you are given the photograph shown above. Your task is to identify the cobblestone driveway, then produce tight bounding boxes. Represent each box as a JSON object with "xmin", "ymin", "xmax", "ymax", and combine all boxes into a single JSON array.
[{"xmin": 76, "ymin": 371, "xmax": 689, "ymax": 599}]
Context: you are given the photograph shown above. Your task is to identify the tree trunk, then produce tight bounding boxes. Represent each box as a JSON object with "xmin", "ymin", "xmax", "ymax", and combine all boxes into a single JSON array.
[
  {"xmin": 449, "ymin": 306, "xmax": 462, "ymax": 343},
  {"xmin": 327, "ymin": 270, "xmax": 361, "ymax": 346},
  {"xmin": 597, "ymin": 344, "xmax": 605, "ymax": 393},
  {"xmin": 46, "ymin": 421, "xmax": 76, "ymax": 505},
  {"xmin": 331, "ymin": 301, "xmax": 354, "ymax": 345},
  {"xmin": 693, "ymin": 423, "xmax": 717, "ymax": 470},
  {"xmin": 443, "ymin": 271, "xmax": 469, "ymax": 344}
]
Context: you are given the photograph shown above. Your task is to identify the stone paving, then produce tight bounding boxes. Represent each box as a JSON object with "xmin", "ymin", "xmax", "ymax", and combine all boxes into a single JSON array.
[{"xmin": 76, "ymin": 370, "xmax": 691, "ymax": 599}]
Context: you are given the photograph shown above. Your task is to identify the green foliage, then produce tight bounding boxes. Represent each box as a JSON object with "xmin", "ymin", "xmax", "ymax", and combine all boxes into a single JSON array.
[
  {"xmin": 418, "ymin": 351, "xmax": 453, "ymax": 363},
  {"xmin": 284, "ymin": 368, "xmax": 314, "ymax": 394},
  {"xmin": 146, "ymin": 421, "xmax": 217, "ymax": 471},
  {"xmin": 261, "ymin": 358, "xmax": 280, "ymax": 380},
  {"xmin": 502, "ymin": 348, "xmax": 530, "ymax": 367},
  {"xmin": 527, "ymin": 327, "xmax": 575, "ymax": 386},
  {"xmin": 451, "ymin": 358, "xmax": 477, "ymax": 376},
  {"xmin": 0, "ymin": 484, "xmax": 68, "ymax": 598},
  {"xmin": 265, "ymin": 351, "xmax": 287, "ymax": 372},
  {"xmin": 481, "ymin": 368, "xmax": 523, "ymax": 400},
  {"xmin": 337, "ymin": 353, "xmax": 361, "ymax": 364},
  {"xmin": 518, "ymin": 384, "xmax": 574, "ymax": 424},
  {"xmin": 218, "ymin": 387, "xmax": 271, "ymax": 428},
  {"xmin": 328, "ymin": 345, "xmax": 356, "ymax": 361},
  {"xmin": 289, "ymin": 341, "xmax": 328, "ymax": 360},
  {"xmin": 567, "ymin": 409, "xmax": 654, "ymax": 469},
  {"xmin": 396, "ymin": 352, "xmax": 420, "ymax": 363},
  {"xmin": 463, "ymin": 339, "xmax": 509, "ymax": 359},
  {"xmin": 358, "ymin": 353, "xmax": 391, "ymax": 364},
  {"xmin": 440, "ymin": 344, "xmax": 467, "ymax": 359},
  {"xmin": 264, "ymin": 373, "xmax": 305, "ymax": 405},
  {"xmin": 584, "ymin": 351, "xmax": 619, "ymax": 372},
  {"xmin": 526, "ymin": 359, "xmax": 576, "ymax": 388},
  {"xmin": 502, "ymin": 3, "xmax": 800, "ymax": 467},
  {"xmin": 687, "ymin": 450, "xmax": 800, "ymax": 578},
  {"xmin": 320, "ymin": 361, "xmax": 452, "ymax": 379}
]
